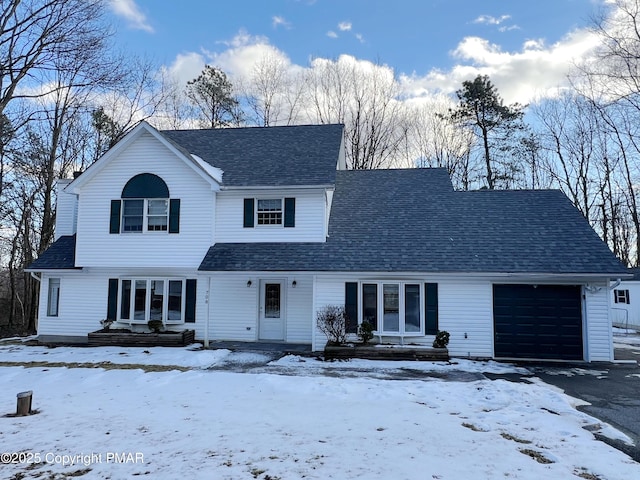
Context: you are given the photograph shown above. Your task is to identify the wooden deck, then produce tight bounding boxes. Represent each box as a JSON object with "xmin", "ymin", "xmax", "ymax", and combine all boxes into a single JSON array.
[{"xmin": 324, "ymin": 344, "xmax": 449, "ymax": 361}]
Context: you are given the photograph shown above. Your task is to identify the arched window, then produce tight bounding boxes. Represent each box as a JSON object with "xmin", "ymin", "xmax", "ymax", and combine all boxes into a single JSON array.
[{"xmin": 109, "ymin": 173, "xmax": 180, "ymax": 234}]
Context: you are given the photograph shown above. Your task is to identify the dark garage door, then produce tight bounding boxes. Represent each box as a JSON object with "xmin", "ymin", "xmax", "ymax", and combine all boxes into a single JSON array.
[{"xmin": 493, "ymin": 284, "xmax": 583, "ymax": 361}]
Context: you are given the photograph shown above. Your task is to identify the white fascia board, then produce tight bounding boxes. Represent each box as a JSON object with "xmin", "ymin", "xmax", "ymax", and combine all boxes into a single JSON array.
[
  {"xmin": 220, "ymin": 184, "xmax": 335, "ymax": 191},
  {"xmin": 198, "ymin": 270, "xmax": 629, "ymax": 282},
  {"xmin": 24, "ymin": 268, "xmax": 83, "ymax": 273},
  {"xmin": 69, "ymin": 121, "xmax": 221, "ymax": 194}
]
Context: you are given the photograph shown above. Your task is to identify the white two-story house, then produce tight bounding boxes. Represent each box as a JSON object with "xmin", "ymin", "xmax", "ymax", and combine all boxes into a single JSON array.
[{"xmin": 27, "ymin": 121, "xmax": 629, "ymax": 361}]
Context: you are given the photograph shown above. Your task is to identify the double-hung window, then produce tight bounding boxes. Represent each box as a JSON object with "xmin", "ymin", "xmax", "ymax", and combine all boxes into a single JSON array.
[
  {"xmin": 614, "ymin": 289, "xmax": 630, "ymax": 304},
  {"xmin": 243, "ymin": 197, "xmax": 295, "ymax": 228},
  {"xmin": 257, "ymin": 199, "xmax": 283, "ymax": 225},
  {"xmin": 110, "ymin": 173, "xmax": 179, "ymax": 234},
  {"xmin": 121, "ymin": 199, "xmax": 168, "ymax": 232}
]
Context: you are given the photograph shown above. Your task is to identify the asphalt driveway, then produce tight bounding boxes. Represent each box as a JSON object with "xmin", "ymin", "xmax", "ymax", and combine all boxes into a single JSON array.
[{"xmin": 489, "ymin": 335, "xmax": 640, "ymax": 462}]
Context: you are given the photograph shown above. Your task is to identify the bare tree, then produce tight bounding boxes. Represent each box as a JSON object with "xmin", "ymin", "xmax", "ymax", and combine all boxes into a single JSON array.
[
  {"xmin": 240, "ymin": 51, "xmax": 305, "ymax": 126},
  {"xmin": 573, "ymin": 0, "xmax": 640, "ymax": 265},
  {"xmin": 532, "ymin": 93, "xmax": 601, "ymax": 220},
  {"xmin": 403, "ymin": 97, "xmax": 474, "ymax": 189},
  {"xmin": 305, "ymin": 56, "xmax": 408, "ymax": 169},
  {"xmin": 0, "ymin": 0, "xmax": 106, "ymax": 120}
]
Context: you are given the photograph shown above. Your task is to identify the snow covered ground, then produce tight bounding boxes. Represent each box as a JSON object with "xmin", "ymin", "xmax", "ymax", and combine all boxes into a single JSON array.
[
  {"xmin": 1, "ymin": 342, "xmax": 639, "ymax": 479},
  {"xmin": 613, "ymin": 327, "xmax": 640, "ymax": 351}
]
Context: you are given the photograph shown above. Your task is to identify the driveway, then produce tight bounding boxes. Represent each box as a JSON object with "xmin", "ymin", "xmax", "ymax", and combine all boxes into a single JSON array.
[{"xmin": 491, "ymin": 334, "xmax": 640, "ymax": 462}]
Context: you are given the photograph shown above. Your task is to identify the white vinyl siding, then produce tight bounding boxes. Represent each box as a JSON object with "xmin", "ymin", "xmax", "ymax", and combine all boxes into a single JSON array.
[
  {"xmin": 586, "ymin": 282, "xmax": 613, "ymax": 362},
  {"xmin": 75, "ymin": 132, "xmax": 215, "ymax": 268},
  {"xmin": 54, "ymin": 179, "xmax": 78, "ymax": 240},
  {"xmin": 207, "ymin": 273, "xmax": 313, "ymax": 344},
  {"xmin": 611, "ymin": 281, "xmax": 640, "ymax": 329},
  {"xmin": 439, "ymin": 279, "xmax": 494, "ymax": 358},
  {"xmin": 215, "ymin": 190, "xmax": 326, "ymax": 243},
  {"xmin": 36, "ymin": 270, "xmax": 199, "ymax": 339},
  {"xmin": 313, "ymin": 275, "xmax": 498, "ymax": 357}
]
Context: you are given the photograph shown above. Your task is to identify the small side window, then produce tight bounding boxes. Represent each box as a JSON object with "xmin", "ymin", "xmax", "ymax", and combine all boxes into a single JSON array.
[
  {"xmin": 47, "ymin": 278, "xmax": 61, "ymax": 317},
  {"xmin": 614, "ymin": 289, "xmax": 630, "ymax": 304}
]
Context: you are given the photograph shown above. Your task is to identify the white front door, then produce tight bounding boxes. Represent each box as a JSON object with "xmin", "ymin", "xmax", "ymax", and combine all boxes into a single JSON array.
[{"xmin": 259, "ymin": 280, "xmax": 285, "ymax": 340}]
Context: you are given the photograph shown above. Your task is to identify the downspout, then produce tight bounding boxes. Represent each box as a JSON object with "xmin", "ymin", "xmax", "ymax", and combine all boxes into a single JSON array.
[
  {"xmin": 609, "ymin": 279, "xmax": 622, "ymax": 290},
  {"xmin": 204, "ymin": 276, "xmax": 211, "ymax": 348},
  {"xmin": 30, "ymin": 272, "xmax": 41, "ymax": 282}
]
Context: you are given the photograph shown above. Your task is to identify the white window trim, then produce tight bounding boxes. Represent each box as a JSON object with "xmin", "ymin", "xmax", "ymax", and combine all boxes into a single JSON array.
[
  {"xmin": 121, "ymin": 198, "xmax": 169, "ymax": 234},
  {"xmin": 614, "ymin": 289, "xmax": 630, "ymax": 304},
  {"xmin": 359, "ymin": 281, "xmax": 424, "ymax": 336},
  {"xmin": 117, "ymin": 278, "xmax": 187, "ymax": 325},
  {"xmin": 256, "ymin": 197, "xmax": 284, "ymax": 227}
]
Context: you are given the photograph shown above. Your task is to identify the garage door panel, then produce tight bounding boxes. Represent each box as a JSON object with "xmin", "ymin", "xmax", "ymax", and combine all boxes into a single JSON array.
[{"xmin": 493, "ymin": 284, "xmax": 583, "ymax": 360}]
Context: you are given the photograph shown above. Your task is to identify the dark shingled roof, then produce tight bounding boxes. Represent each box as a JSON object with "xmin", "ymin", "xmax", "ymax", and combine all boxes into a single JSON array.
[
  {"xmin": 26, "ymin": 235, "xmax": 78, "ymax": 270},
  {"xmin": 628, "ymin": 268, "xmax": 640, "ymax": 281},
  {"xmin": 160, "ymin": 124, "xmax": 343, "ymax": 187},
  {"xmin": 199, "ymin": 168, "xmax": 628, "ymax": 275}
]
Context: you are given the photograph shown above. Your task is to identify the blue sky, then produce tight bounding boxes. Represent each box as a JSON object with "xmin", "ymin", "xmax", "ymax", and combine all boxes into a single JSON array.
[{"xmin": 107, "ymin": 0, "xmax": 605, "ymax": 104}]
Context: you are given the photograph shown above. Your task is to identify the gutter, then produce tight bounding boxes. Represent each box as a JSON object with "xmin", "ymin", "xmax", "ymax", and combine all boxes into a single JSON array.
[{"xmin": 220, "ymin": 184, "xmax": 335, "ymax": 191}]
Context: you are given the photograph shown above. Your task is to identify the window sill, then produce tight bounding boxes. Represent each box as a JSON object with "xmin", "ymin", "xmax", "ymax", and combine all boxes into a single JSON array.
[{"xmin": 374, "ymin": 331, "xmax": 425, "ymax": 337}]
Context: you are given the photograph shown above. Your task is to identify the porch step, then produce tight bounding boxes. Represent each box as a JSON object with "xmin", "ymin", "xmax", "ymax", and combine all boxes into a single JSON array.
[{"xmin": 324, "ymin": 345, "xmax": 449, "ymax": 361}]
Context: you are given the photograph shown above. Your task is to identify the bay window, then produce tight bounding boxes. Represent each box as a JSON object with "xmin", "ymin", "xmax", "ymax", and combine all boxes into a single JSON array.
[
  {"xmin": 362, "ymin": 282, "xmax": 424, "ymax": 335},
  {"xmin": 118, "ymin": 278, "xmax": 187, "ymax": 324}
]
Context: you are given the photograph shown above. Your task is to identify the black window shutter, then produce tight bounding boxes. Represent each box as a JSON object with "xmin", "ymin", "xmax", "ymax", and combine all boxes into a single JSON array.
[
  {"xmin": 284, "ymin": 197, "xmax": 295, "ymax": 227},
  {"xmin": 185, "ymin": 279, "xmax": 197, "ymax": 323},
  {"xmin": 169, "ymin": 199, "xmax": 180, "ymax": 233},
  {"xmin": 243, "ymin": 198, "xmax": 254, "ymax": 228},
  {"xmin": 425, "ymin": 283, "xmax": 439, "ymax": 335},
  {"xmin": 107, "ymin": 278, "xmax": 118, "ymax": 321},
  {"xmin": 109, "ymin": 200, "xmax": 121, "ymax": 234},
  {"xmin": 345, "ymin": 282, "xmax": 358, "ymax": 334}
]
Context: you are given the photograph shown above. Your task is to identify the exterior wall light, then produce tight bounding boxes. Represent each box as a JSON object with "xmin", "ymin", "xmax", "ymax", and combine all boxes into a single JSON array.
[
  {"xmin": 247, "ymin": 280, "xmax": 252, "ymax": 287},
  {"xmin": 292, "ymin": 280, "xmax": 297, "ymax": 288}
]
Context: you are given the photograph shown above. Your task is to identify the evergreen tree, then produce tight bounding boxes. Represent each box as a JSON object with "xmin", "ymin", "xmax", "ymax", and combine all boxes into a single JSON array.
[
  {"xmin": 185, "ymin": 65, "xmax": 242, "ymax": 128},
  {"xmin": 446, "ymin": 75, "xmax": 525, "ymax": 189}
]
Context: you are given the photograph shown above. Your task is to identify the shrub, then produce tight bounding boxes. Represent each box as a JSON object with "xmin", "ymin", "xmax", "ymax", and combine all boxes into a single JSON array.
[
  {"xmin": 147, "ymin": 320, "xmax": 164, "ymax": 333},
  {"xmin": 357, "ymin": 321, "xmax": 374, "ymax": 344},
  {"xmin": 99, "ymin": 319, "xmax": 114, "ymax": 331},
  {"xmin": 316, "ymin": 305, "xmax": 347, "ymax": 345},
  {"xmin": 432, "ymin": 330, "xmax": 450, "ymax": 348}
]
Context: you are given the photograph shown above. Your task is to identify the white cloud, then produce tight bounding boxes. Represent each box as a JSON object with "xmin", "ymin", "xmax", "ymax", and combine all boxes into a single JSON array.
[
  {"xmin": 108, "ymin": 0, "xmax": 153, "ymax": 33},
  {"xmin": 473, "ymin": 14, "xmax": 511, "ymax": 26},
  {"xmin": 327, "ymin": 30, "xmax": 338, "ymax": 39},
  {"xmin": 355, "ymin": 33, "xmax": 365, "ymax": 43},
  {"xmin": 338, "ymin": 21, "xmax": 352, "ymax": 31},
  {"xmin": 399, "ymin": 28, "xmax": 601, "ymax": 105},
  {"xmin": 167, "ymin": 51, "xmax": 207, "ymax": 87},
  {"xmin": 203, "ymin": 32, "xmax": 297, "ymax": 83},
  {"xmin": 272, "ymin": 15, "xmax": 291, "ymax": 29}
]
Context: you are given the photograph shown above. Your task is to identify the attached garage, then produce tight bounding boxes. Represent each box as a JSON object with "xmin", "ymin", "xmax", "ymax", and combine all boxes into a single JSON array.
[{"xmin": 493, "ymin": 284, "xmax": 583, "ymax": 361}]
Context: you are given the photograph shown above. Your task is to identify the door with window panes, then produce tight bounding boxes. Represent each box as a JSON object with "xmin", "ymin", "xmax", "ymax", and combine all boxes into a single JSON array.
[{"xmin": 259, "ymin": 280, "xmax": 285, "ymax": 340}]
